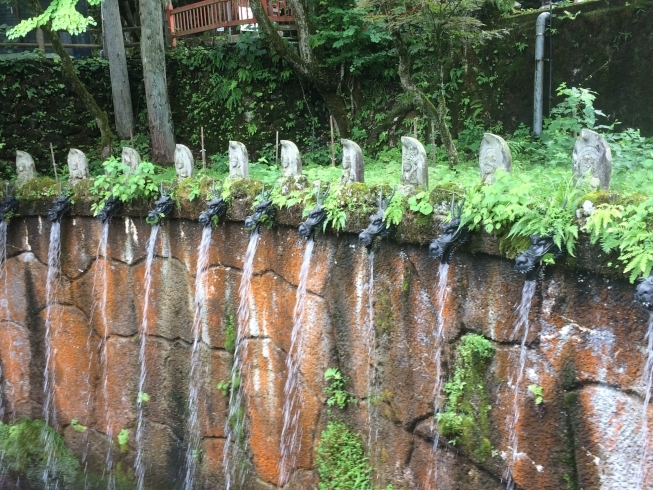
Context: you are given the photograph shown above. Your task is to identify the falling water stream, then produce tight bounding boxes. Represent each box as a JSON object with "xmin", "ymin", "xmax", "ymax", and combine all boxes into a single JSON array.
[
  {"xmin": 427, "ymin": 262, "xmax": 450, "ymax": 485},
  {"xmin": 0, "ymin": 220, "xmax": 8, "ymax": 474},
  {"xmin": 363, "ymin": 250, "xmax": 378, "ymax": 451},
  {"xmin": 504, "ymin": 280, "xmax": 537, "ymax": 490},
  {"xmin": 42, "ymin": 221, "xmax": 62, "ymax": 488},
  {"xmin": 635, "ymin": 313, "xmax": 653, "ymax": 488},
  {"xmin": 278, "ymin": 237, "xmax": 315, "ymax": 486},
  {"xmin": 135, "ymin": 225, "xmax": 160, "ymax": 490},
  {"xmin": 224, "ymin": 228, "xmax": 261, "ymax": 489},
  {"xmin": 184, "ymin": 226, "xmax": 213, "ymax": 490}
]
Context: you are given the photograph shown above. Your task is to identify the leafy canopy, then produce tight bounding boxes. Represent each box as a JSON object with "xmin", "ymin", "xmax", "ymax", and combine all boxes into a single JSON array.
[{"xmin": 7, "ymin": 0, "xmax": 100, "ymax": 39}]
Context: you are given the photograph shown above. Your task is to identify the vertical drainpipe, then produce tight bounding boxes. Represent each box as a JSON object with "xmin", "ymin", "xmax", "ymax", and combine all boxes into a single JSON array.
[{"xmin": 533, "ymin": 11, "xmax": 551, "ymax": 138}]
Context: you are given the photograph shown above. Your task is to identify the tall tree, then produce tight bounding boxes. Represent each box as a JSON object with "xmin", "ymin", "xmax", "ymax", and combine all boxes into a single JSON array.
[
  {"xmin": 102, "ymin": 0, "xmax": 134, "ymax": 139},
  {"xmin": 139, "ymin": 0, "xmax": 176, "ymax": 163},
  {"xmin": 365, "ymin": 0, "xmax": 505, "ymax": 167},
  {"xmin": 8, "ymin": 0, "xmax": 115, "ymax": 158}
]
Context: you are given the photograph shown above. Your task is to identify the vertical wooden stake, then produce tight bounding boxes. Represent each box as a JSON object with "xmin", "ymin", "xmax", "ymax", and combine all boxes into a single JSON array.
[
  {"xmin": 275, "ymin": 130, "xmax": 279, "ymax": 167},
  {"xmin": 200, "ymin": 126, "xmax": 206, "ymax": 169},
  {"xmin": 414, "ymin": 118, "xmax": 418, "ymax": 138},
  {"xmin": 50, "ymin": 143, "xmax": 58, "ymax": 183},
  {"xmin": 431, "ymin": 120, "xmax": 436, "ymax": 163},
  {"xmin": 130, "ymin": 127, "xmax": 134, "ymax": 148},
  {"xmin": 329, "ymin": 115, "xmax": 336, "ymax": 167}
]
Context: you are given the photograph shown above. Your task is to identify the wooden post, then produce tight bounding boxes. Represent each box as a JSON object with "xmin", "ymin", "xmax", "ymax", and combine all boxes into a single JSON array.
[
  {"xmin": 414, "ymin": 118, "xmax": 418, "ymax": 138},
  {"xmin": 50, "ymin": 143, "xmax": 58, "ymax": 182},
  {"xmin": 330, "ymin": 115, "xmax": 336, "ymax": 167},
  {"xmin": 275, "ymin": 130, "xmax": 279, "ymax": 167},
  {"xmin": 130, "ymin": 127, "xmax": 134, "ymax": 148},
  {"xmin": 200, "ymin": 126, "xmax": 206, "ymax": 169},
  {"xmin": 36, "ymin": 28, "xmax": 45, "ymax": 52},
  {"xmin": 431, "ymin": 120, "xmax": 436, "ymax": 163}
]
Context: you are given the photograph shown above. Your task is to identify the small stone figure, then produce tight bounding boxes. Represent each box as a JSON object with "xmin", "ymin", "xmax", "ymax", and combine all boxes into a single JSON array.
[
  {"xmin": 280, "ymin": 140, "xmax": 302, "ymax": 177},
  {"xmin": 68, "ymin": 149, "xmax": 89, "ymax": 185},
  {"xmin": 400, "ymin": 136, "xmax": 428, "ymax": 189},
  {"xmin": 244, "ymin": 186, "xmax": 276, "ymax": 232},
  {"xmin": 147, "ymin": 192, "xmax": 175, "ymax": 225},
  {"xmin": 572, "ymin": 129, "xmax": 612, "ymax": 190},
  {"xmin": 479, "ymin": 133, "xmax": 512, "ymax": 184},
  {"xmin": 174, "ymin": 144, "xmax": 194, "ymax": 179},
  {"xmin": 228, "ymin": 141, "xmax": 249, "ymax": 179},
  {"xmin": 15, "ymin": 150, "xmax": 36, "ymax": 187},
  {"xmin": 199, "ymin": 182, "xmax": 228, "ymax": 228},
  {"xmin": 429, "ymin": 194, "xmax": 470, "ymax": 264},
  {"xmin": 298, "ymin": 185, "xmax": 329, "ymax": 238},
  {"xmin": 514, "ymin": 234, "xmax": 562, "ymax": 281},
  {"xmin": 340, "ymin": 139, "xmax": 364, "ymax": 185},
  {"xmin": 121, "ymin": 147, "xmax": 141, "ymax": 173},
  {"xmin": 636, "ymin": 275, "xmax": 653, "ymax": 310},
  {"xmin": 46, "ymin": 195, "xmax": 72, "ymax": 223},
  {"xmin": 96, "ymin": 196, "xmax": 122, "ymax": 224},
  {"xmin": 359, "ymin": 190, "xmax": 394, "ymax": 248}
]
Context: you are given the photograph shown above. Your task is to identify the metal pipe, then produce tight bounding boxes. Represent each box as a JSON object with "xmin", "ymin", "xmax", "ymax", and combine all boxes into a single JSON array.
[{"xmin": 533, "ymin": 11, "xmax": 550, "ymax": 138}]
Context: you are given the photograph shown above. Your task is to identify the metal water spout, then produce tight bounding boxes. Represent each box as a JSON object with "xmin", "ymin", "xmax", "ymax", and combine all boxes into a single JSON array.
[
  {"xmin": 636, "ymin": 276, "xmax": 653, "ymax": 310},
  {"xmin": 244, "ymin": 185, "xmax": 276, "ymax": 232},
  {"xmin": 533, "ymin": 11, "xmax": 551, "ymax": 138},
  {"xmin": 96, "ymin": 196, "xmax": 123, "ymax": 224},
  {"xmin": 0, "ymin": 183, "xmax": 19, "ymax": 223},
  {"xmin": 298, "ymin": 185, "xmax": 329, "ymax": 239},
  {"xmin": 429, "ymin": 194, "xmax": 469, "ymax": 264},
  {"xmin": 198, "ymin": 181, "xmax": 228, "ymax": 228},
  {"xmin": 147, "ymin": 187, "xmax": 174, "ymax": 225},
  {"xmin": 514, "ymin": 234, "xmax": 561, "ymax": 281},
  {"xmin": 46, "ymin": 195, "xmax": 72, "ymax": 222},
  {"xmin": 358, "ymin": 189, "xmax": 394, "ymax": 248}
]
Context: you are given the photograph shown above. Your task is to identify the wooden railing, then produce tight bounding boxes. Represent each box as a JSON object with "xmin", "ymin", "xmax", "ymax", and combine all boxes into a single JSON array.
[{"xmin": 167, "ymin": 0, "xmax": 294, "ymax": 43}]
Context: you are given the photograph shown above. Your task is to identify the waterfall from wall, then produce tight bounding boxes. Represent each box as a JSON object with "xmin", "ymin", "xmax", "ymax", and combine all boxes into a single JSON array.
[
  {"xmin": 504, "ymin": 280, "xmax": 537, "ymax": 490},
  {"xmin": 427, "ymin": 262, "xmax": 450, "ymax": 485},
  {"xmin": 134, "ymin": 225, "xmax": 160, "ymax": 490},
  {"xmin": 364, "ymin": 250, "xmax": 378, "ymax": 452},
  {"xmin": 184, "ymin": 226, "xmax": 213, "ymax": 490},
  {"xmin": 0, "ymin": 220, "xmax": 7, "ymax": 471},
  {"xmin": 635, "ymin": 313, "xmax": 653, "ymax": 489},
  {"xmin": 224, "ymin": 228, "xmax": 261, "ymax": 489},
  {"xmin": 278, "ymin": 237, "xmax": 315, "ymax": 486},
  {"xmin": 42, "ymin": 221, "xmax": 62, "ymax": 489}
]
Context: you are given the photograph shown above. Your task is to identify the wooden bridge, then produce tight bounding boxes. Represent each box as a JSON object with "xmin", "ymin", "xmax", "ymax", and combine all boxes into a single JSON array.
[{"xmin": 166, "ymin": 0, "xmax": 294, "ymax": 45}]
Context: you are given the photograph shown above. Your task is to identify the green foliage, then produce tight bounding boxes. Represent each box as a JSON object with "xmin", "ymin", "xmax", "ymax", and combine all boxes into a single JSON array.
[
  {"xmin": 324, "ymin": 368, "xmax": 353, "ymax": 410},
  {"xmin": 90, "ymin": 157, "xmax": 159, "ymax": 214},
  {"xmin": 6, "ymin": 0, "xmax": 101, "ymax": 39},
  {"xmin": 137, "ymin": 392, "xmax": 150, "ymax": 403},
  {"xmin": 407, "ymin": 191, "xmax": 434, "ymax": 215},
  {"xmin": 224, "ymin": 314, "xmax": 236, "ymax": 353},
  {"xmin": 216, "ymin": 378, "xmax": 238, "ymax": 396},
  {"xmin": 70, "ymin": 419, "xmax": 87, "ymax": 433},
  {"xmin": 584, "ymin": 198, "xmax": 653, "ymax": 282},
  {"xmin": 0, "ymin": 418, "xmax": 80, "ymax": 487},
  {"xmin": 117, "ymin": 428, "xmax": 129, "ymax": 447},
  {"xmin": 383, "ymin": 191, "xmax": 405, "ymax": 227},
  {"xmin": 437, "ymin": 334, "xmax": 495, "ymax": 461},
  {"xmin": 315, "ymin": 421, "xmax": 371, "ymax": 490},
  {"xmin": 528, "ymin": 384, "xmax": 544, "ymax": 405}
]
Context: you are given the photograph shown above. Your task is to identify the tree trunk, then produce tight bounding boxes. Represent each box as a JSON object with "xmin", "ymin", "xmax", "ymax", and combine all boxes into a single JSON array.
[
  {"xmin": 249, "ymin": 0, "xmax": 351, "ymax": 138},
  {"xmin": 27, "ymin": 0, "xmax": 114, "ymax": 159},
  {"xmin": 392, "ymin": 31, "xmax": 459, "ymax": 167},
  {"xmin": 102, "ymin": 0, "xmax": 134, "ymax": 140},
  {"xmin": 139, "ymin": 0, "xmax": 176, "ymax": 164}
]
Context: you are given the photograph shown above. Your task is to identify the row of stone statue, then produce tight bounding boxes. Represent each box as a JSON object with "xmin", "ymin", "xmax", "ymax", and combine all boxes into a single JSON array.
[{"xmin": 14, "ymin": 127, "xmax": 612, "ymax": 190}]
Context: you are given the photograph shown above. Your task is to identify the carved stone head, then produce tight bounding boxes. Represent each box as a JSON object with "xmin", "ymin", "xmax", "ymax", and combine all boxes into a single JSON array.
[
  {"xmin": 68, "ymin": 149, "xmax": 89, "ymax": 185},
  {"xmin": 96, "ymin": 196, "xmax": 123, "ymax": 224},
  {"xmin": 121, "ymin": 147, "xmax": 141, "ymax": 174},
  {"xmin": 46, "ymin": 195, "xmax": 72, "ymax": 222},
  {"xmin": 340, "ymin": 139, "xmax": 364, "ymax": 185},
  {"xmin": 359, "ymin": 191, "xmax": 393, "ymax": 248},
  {"xmin": 298, "ymin": 186, "xmax": 329, "ymax": 238},
  {"xmin": 280, "ymin": 140, "xmax": 302, "ymax": 177},
  {"xmin": 174, "ymin": 144, "xmax": 194, "ymax": 179},
  {"xmin": 16, "ymin": 150, "xmax": 36, "ymax": 187},
  {"xmin": 244, "ymin": 187, "xmax": 276, "ymax": 231},
  {"xmin": 636, "ymin": 276, "xmax": 653, "ymax": 310},
  {"xmin": 429, "ymin": 195, "xmax": 469, "ymax": 264},
  {"xmin": 400, "ymin": 136, "xmax": 427, "ymax": 188},
  {"xmin": 479, "ymin": 133, "xmax": 512, "ymax": 184},
  {"xmin": 514, "ymin": 234, "xmax": 561, "ymax": 281},
  {"xmin": 228, "ymin": 141, "xmax": 249, "ymax": 179}
]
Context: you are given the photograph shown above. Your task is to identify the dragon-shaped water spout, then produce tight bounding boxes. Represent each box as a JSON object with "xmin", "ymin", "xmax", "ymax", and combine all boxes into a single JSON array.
[
  {"xmin": 358, "ymin": 190, "xmax": 394, "ymax": 248},
  {"xmin": 298, "ymin": 185, "xmax": 329, "ymax": 239},
  {"xmin": 0, "ymin": 192, "xmax": 19, "ymax": 223},
  {"xmin": 514, "ymin": 234, "xmax": 562, "ymax": 281},
  {"xmin": 96, "ymin": 196, "xmax": 123, "ymax": 224},
  {"xmin": 147, "ymin": 188, "xmax": 175, "ymax": 226},
  {"xmin": 636, "ymin": 275, "xmax": 653, "ymax": 310},
  {"xmin": 244, "ymin": 186, "xmax": 276, "ymax": 232},
  {"xmin": 199, "ymin": 182, "xmax": 228, "ymax": 228},
  {"xmin": 46, "ymin": 195, "xmax": 72, "ymax": 223},
  {"xmin": 429, "ymin": 194, "xmax": 469, "ymax": 264}
]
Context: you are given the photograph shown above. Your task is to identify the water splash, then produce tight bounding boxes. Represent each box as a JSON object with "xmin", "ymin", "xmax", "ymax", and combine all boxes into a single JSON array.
[
  {"xmin": 224, "ymin": 228, "xmax": 260, "ymax": 489},
  {"xmin": 504, "ymin": 280, "xmax": 537, "ymax": 490},
  {"xmin": 635, "ymin": 313, "xmax": 653, "ymax": 489},
  {"xmin": 427, "ymin": 262, "xmax": 450, "ymax": 485},
  {"xmin": 364, "ymin": 251, "xmax": 378, "ymax": 451},
  {"xmin": 135, "ymin": 225, "xmax": 160, "ymax": 490},
  {"xmin": 42, "ymin": 221, "xmax": 62, "ymax": 488},
  {"xmin": 184, "ymin": 226, "xmax": 213, "ymax": 490},
  {"xmin": 278, "ymin": 238, "xmax": 315, "ymax": 485}
]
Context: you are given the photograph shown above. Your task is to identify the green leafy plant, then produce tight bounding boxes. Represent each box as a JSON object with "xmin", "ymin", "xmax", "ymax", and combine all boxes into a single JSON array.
[
  {"xmin": 407, "ymin": 191, "xmax": 434, "ymax": 215},
  {"xmin": 91, "ymin": 157, "xmax": 159, "ymax": 214},
  {"xmin": 137, "ymin": 391, "xmax": 150, "ymax": 403},
  {"xmin": 528, "ymin": 384, "xmax": 544, "ymax": 405},
  {"xmin": 383, "ymin": 191, "xmax": 405, "ymax": 226},
  {"xmin": 117, "ymin": 428, "xmax": 129, "ymax": 447},
  {"xmin": 70, "ymin": 419, "xmax": 87, "ymax": 433},
  {"xmin": 216, "ymin": 376, "xmax": 240, "ymax": 396},
  {"xmin": 324, "ymin": 368, "xmax": 353, "ymax": 410},
  {"xmin": 315, "ymin": 421, "xmax": 371, "ymax": 490}
]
